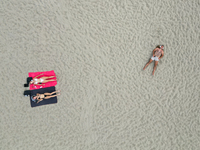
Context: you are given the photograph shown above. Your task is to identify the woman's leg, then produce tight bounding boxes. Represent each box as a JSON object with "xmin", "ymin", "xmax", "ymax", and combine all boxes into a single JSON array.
[
  {"xmin": 50, "ymin": 90, "xmax": 60, "ymax": 95},
  {"xmin": 143, "ymin": 59, "xmax": 153, "ymax": 70},
  {"xmin": 44, "ymin": 90, "xmax": 60, "ymax": 96},
  {"xmin": 152, "ymin": 61, "xmax": 158, "ymax": 75},
  {"xmin": 43, "ymin": 79, "xmax": 57, "ymax": 83},
  {"xmin": 44, "ymin": 93, "xmax": 60, "ymax": 99},
  {"xmin": 41, "ymin": 76, "xmax": 56, "ymax": 80},
  {"xmin": 44, "ymin": 92, "xmax": 51, "ymax": 95}
]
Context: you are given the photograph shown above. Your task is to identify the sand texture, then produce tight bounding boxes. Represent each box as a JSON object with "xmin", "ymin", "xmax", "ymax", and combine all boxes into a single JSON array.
[{"xmin": 0, "ymin": 0, "xmax": 200, "ymax": 149}]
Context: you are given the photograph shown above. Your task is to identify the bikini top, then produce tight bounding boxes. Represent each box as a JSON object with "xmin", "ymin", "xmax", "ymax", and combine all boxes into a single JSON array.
[{"xmin": 35, "ymin": 93, "xmax": 45, "ymax": 99}]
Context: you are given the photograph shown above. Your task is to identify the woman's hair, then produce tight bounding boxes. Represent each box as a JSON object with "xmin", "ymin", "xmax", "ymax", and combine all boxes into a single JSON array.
[
  {"xmin": 24, "ymin": 77, "xmax": 33, "ymax": 87},
  {"xmin": 31, "ymin": 95, "xmax": 37, "ymax": 102}
]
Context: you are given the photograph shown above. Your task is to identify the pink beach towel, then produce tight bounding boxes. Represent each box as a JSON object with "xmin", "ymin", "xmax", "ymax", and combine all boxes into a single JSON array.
[{"xmin": 28, "ymin": 70, "xmax": 57, "ymax": 90}]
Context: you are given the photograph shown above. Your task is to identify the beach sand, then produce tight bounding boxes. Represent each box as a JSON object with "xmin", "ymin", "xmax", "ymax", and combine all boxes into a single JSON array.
[{"xmin": 0, "ymin": 0, "xmax": 200, "ymax": 149}]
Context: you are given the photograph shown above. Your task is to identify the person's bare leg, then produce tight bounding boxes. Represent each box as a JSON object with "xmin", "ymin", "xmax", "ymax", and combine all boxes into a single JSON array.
[
  {"xmin": 152, "ymin": 61, "xmax": 158, "ymax": 75},
  {"xmin": 44, "ymin": 92, "xmax": 51, "ymax": 96},
  {"xmin": 41, "ymin": 76, "xmax": 56, "ymax": 80},
  {"xmin": 44, "ymin": 93, "xmax": 60, "ymax": 99},
  {"xmin": 143, "ymin": 59, "xmax": 153, "ymax": 70},
  {"xmin": 44, "ymin": 90, "xmax": 60, "ymax": 96},
  {"xmin": 43, "ymin": 79, "xmax": 57, "ymax": 83},
  {"xmin": 50, "ymin": 90, "xmax": 61, "ymax": 95},
  {"xmin": 46, "ymin": 76, "xmax": 56, "ymax": 79}
]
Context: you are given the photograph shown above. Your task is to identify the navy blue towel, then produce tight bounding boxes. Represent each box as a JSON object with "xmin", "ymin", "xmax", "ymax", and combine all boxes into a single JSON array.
[{"xmin": 29, "ymin": 86, "xmax": 57, "ymax": 107}]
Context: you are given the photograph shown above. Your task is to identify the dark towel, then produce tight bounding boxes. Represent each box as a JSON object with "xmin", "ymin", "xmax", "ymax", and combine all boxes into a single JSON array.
[
  {"xmin": 24, "ymin": 90, "xmax": 31, "ymax": 96},
  {"xmin": 29, "ymin": 86, "xmax": 57, "ymax": 107}
]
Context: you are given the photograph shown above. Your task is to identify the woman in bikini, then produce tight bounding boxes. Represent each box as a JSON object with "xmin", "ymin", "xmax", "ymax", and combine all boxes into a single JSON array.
[
  {"xmin": 31, "ymin": 90, "xmax": 61, "ymax": 103},
  {"xmin": 143, "ymin": 45, "xmax": 164, "ymax": 75},
  {"xmin": 24, "ymin": 73, "xmax": 57, "ymax": 87}
]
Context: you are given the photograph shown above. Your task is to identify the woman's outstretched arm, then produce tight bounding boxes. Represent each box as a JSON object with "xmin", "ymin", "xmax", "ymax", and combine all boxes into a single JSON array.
[{"xmin": 37, "ymin": 98, "xmax": 43, "ymax": 103}]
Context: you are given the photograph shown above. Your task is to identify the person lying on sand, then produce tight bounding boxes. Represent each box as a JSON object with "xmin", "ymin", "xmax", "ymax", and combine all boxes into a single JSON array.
[
  {"xmin": 24, "ymin": 74, "xmax": 57, "ymax": 87},
  {"xmin": 31, "ymin": 90, "xmax": 61, "ymax": 103},
  {"xmin": 143, "ymin": 45, "xmax": 164, "ymax": 75}
]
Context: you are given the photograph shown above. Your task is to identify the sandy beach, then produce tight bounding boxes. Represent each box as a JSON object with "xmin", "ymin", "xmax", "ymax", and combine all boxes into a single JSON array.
[{"xmin": 0, "ymin": 0, "xmax": 200, "ymax": 149}]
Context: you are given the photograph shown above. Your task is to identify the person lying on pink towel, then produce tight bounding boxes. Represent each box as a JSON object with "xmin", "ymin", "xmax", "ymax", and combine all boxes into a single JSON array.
[{"xmin": 24, "ymin": 73, "xmax": 57, "ymax": 87}]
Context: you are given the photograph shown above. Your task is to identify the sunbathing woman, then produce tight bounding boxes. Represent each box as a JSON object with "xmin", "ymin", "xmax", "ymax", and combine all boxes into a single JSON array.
[
  {"xmin": 24, "ymin": 73, "xmax": 57, "ymax": 87},
  {"xmin": 31, "ymin": 90, "xmax": 61, "ymax": 103}
]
